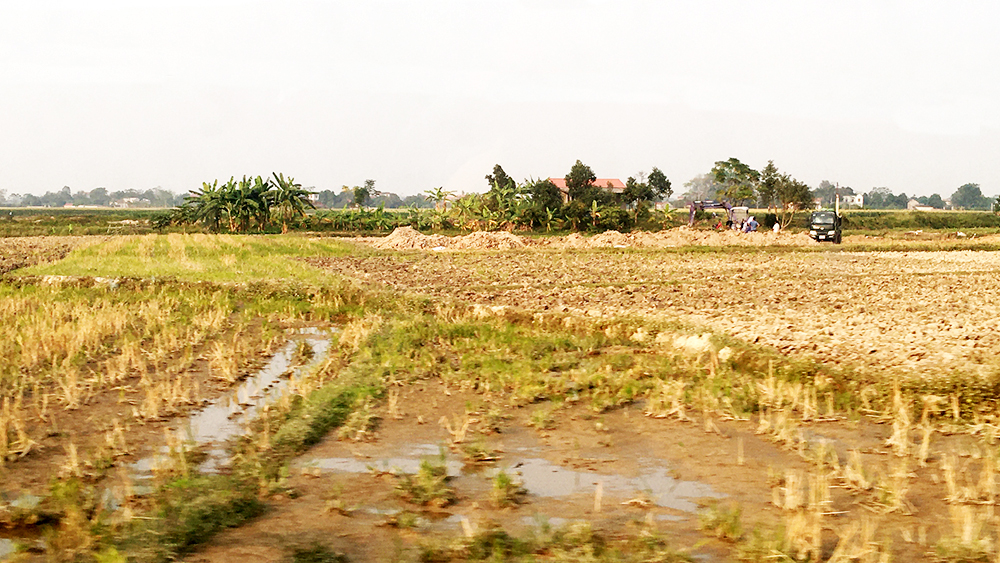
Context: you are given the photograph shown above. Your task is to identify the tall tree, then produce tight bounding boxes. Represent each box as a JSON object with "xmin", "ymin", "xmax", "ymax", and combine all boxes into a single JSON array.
[
  {"xmin": 564, "ymin": 160, "xmax": 597, "ymax": 202},
  {"xmin": 346, "ymin": 179, "xmax": 376, "ymax": 209},
  {"xmin": 774, "ymin": 174, "xmax": 814, "ymax": 228},
  {"xmin": 647, "ymin": 167, "xmax": 672, "ymax": 201},
  {"xmin": 711, "ymin": 158, "xmax": 759, "ymax": 205},
  {"xmin": 951, "ymin": 183, "xmax": 990, "ymax": 210},
  {"xmin": 485, "ymin": 164, "xmax": 515, "ymax": 192},
  {"xmin": 680, "ymin": 173, "xmax": 723, "ymax": 201},
  {"xmin": 758, "ymin": 161, "xmax": 781, "ymax": 211}
]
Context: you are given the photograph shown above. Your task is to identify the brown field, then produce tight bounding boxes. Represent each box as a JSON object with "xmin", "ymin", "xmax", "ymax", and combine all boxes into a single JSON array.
[
  {"xmin": 5, "ymin": 231, "xmax": 1000, "ymax": 563},
  {"xmin": 309, "ymin": 242, "xmax": 1000, "ymax": 383}
]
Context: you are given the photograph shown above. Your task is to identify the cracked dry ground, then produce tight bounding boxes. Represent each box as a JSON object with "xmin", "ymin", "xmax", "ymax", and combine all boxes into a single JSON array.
[{"xmin": 307, "ymin": 247, "xmax": 1000, "ymax": 383}]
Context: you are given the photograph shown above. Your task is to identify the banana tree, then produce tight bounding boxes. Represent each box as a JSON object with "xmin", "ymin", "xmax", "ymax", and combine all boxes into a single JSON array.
[
  {"xmin": 186, "ymin": 180, "xmax": 225, "ymax": 232},
  {"xmin": 423, "ymin": 187, "xmax": 454, "ymax": 212},
  {"xmin": 271, "ymin": 173, "xmax": 315, "ymax": 234}
]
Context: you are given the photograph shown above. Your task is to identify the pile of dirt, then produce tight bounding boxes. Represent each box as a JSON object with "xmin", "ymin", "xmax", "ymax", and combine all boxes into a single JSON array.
[
  {"xmin": 584, "ymin": 230, "xmax": 631, "ymax": 247},
  {"xmin": 451, "ymin": 230, "xmax": 527, "ymax": 250},
  {"xmin": 369, "ymin": 227, "xmax": 449, "ymax": 250},
  {"xmin": 536, "ymin": 227, "xmax": 817, "ymax": 249},
  {"xmin": 365, "ymin": 226, "xmax": 818, "ymax": 251},
  {"xmin": 369, "ymin": 227, "xmax": 528, "ymax": 251}
]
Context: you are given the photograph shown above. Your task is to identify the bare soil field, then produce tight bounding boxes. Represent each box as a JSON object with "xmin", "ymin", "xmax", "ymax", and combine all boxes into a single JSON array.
[
  {"xmin": 310, "ymin": 239, "xmax": 1000, "ymax": 385},
  {"xmin": 0, "ymin": 237, "xmax": 102, "ymax": 275},
  {"xmin": 6, "ymin": 233, "xmax": 1000, "ymax": 562}
]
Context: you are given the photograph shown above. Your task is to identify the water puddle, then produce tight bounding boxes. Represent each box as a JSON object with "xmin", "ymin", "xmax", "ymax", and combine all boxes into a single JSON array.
[
  {"xmin": 300, "ymin": 443, "xmax": 464, "ymax": 477},
  {"xmin": 0, "ymin": 533, "xmax": 42, "ymax": 562},
  {"xmin": 300, "ymin": 444, "xmax": 722, "ymax": 513},
  {"xmin": 132, "ymin": 329, "xmax": 334, "ymax": 478},
  {"xmin": 503, "ymin": 458, "xmax": 721, "ymax": 512}
]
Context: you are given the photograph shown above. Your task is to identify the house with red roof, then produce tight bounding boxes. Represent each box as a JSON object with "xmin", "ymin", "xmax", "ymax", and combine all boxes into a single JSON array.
[{"xmin": 547, "ymin": 177, "xmax": 626, "ymax": 204}]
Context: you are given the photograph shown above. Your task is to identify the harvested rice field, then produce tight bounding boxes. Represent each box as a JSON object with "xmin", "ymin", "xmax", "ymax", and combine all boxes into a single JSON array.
[
  {"xmin": 311, "ymin": 240, "xmax": 1000, "ymax": 383},
  {"xmin": 3, "ymin": 230, "xmax": 1000, "ymax": 563}
]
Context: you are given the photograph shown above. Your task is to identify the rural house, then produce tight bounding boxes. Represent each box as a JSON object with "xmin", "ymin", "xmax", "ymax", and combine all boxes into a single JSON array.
[{"xmin": 547, "ymin": 177, "xmax": 626, "ymax": 204}]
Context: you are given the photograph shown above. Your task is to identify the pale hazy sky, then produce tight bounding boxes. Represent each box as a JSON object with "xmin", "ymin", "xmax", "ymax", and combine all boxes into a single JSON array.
[{"xmin": 2, "ymin": 1, "xmax": 998, "ymax": 198}]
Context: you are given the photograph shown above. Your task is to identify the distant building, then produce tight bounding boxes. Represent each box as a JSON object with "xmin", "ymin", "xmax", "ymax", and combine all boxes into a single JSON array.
[
  {"xmin": 907, "ymin": 199, "xmax": 937, "ymax": 211},
  {"xmin": 841, "ymin": 194, "xmax": 863, "ymax": 208},
  {"xmin": 547, "ymin": 177, "xmax": 626, "ymax": 204}
]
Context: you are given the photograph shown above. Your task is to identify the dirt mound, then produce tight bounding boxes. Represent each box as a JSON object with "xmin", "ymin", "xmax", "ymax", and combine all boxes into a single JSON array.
[
  {"xmin": 537, "ymin": 227, "xmax": 817, "ymax": 249},
  {"xmin": 366, "ymin": 226, "xmax": 818, "ymax": 251},
  {"xmin": 368, "ymin": 228, "xmax": 527, "ymax": 251},
  {"xmin": 451, "ymin": 230, "xmax": 526, "ymax": 250},
  {"xmin": 585, "ymin": 230, "xmax": 631, "ymax": 247},
  {"xmin": 369, "ymin": 227, "xmax": 449, "ymax": 250}
]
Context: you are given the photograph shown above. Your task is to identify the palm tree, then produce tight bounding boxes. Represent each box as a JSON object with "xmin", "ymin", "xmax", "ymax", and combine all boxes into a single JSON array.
[{"xmin": 271, "ymin": 173, "xmax": 315, "ymax": 233}]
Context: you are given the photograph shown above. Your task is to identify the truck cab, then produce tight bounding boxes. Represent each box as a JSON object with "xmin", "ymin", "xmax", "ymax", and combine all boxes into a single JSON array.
[{"xmin": 809, "ymin": 211, "xmax": 842, "ymax": 243}]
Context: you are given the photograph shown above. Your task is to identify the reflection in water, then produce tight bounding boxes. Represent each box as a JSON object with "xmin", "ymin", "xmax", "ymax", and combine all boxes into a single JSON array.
[
  {"xmin": 131, "ymin": 331, "xmax": 333, "ymax": 478},
  {"xmin": 301, "ymin": 445, "xmax": 722, "ymax": 513},
  {"xmin": 0, "ymin": 539, "xmax": 15, "ymax": 560}
]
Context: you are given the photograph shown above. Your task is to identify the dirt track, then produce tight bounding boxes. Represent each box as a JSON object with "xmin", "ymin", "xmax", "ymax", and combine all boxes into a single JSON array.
[{"xmin": 311, "ymin": 238, "xmax": 1000, "ymax": 382}]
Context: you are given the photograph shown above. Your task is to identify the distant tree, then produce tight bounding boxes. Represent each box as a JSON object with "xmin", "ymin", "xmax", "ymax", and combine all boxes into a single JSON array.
[
  {"xmin": 485, "ymin": 164, "xmax": 515, "ymax": 192},
  {"xmin": 994, "ymin": 194, "xmax": 1000, "ymax": 214},
  {"xmin": 678, "ymin": 173, "xmax": 723, "ymax": 202},
  {"xmin": 621, "ymin": 167, "xmax": 670, "ymax": 223},
  {"xmin": 951, "ymin": 183, "xmax": 991, "ymax": 210},
  {"xmin": 774, "ymin": 174, "xmax": 814, "ymax": 228},
  {"xmin": 647, "ymin": 167, "xmax": 672, "ymax": 201},
  {"xmin": 370, "ymin": 191, "xmax": 403, "ymax": 208},
  {"xmin": 564, "ymin": 160, "xmax": 597, "ymax": 202},
  {"xmin": 711, "ymin": 158, "xmax": 759, "ymax": 205},
  {"xmin": 916, "ymin": 193, "xmax": 945, "ymax": 209},
  {"xmin": 89, "ymin": 187, "xmax": 111, "ymax": 206},
  {"xmin": 812, "ymin": 180, "xmax": 842, "ymax": 208},
  {"xmin": 525, "ymin": 178, "xmax": 562, "ymax": 212},
  {"xmin": 758, "ymin": 161, "xmax": 781, "ymax": 211},
  {"xmin": 401, "ymin": 194, "xmax": 434, "ymax": 208},
  {"xmin": 563, "ymin": 160, "xmax": 611, "ymax": 208},
  {"xmin": 346, "ymin": 179, "xmax": 375, "ymax": 209}
]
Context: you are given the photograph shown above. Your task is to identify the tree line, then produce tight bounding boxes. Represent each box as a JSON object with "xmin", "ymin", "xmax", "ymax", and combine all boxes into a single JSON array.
[
  {"xmin": 678, "ymin": 159, "xmax": 997, "ymax": 212},
  {"xmin": 162, "ymin": 173, "xmax": 314, "ymax": 233},
  {"xmin": 0, "ymin": 186, "xmax": 184, "ymax": 208}
]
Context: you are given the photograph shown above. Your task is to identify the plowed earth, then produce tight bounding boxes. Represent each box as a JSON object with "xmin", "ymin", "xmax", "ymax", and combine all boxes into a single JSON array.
[
  {"xmin": 309, "ymin": 242, "xmax": 1000, "ymax": 383},
  {"xmin": 0, "ymin": 237, "xmax": 101, "ymax": 275}
]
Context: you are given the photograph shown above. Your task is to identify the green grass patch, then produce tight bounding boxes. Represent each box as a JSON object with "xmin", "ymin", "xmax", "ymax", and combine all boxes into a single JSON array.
[{"xmin": 19, "ymin": 233, "xmax": 364, "ymax": 285}]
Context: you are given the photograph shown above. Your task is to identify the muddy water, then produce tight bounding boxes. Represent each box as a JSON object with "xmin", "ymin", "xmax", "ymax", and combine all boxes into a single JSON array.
[
  {"xmin": 0, "ymin": 330, "xmax": 335, "ymax": 562},
  {"xmin": 131, "ymin": 328, "xmax": 333, "ymax": 476},
  {"xmin": 299, "ymin": 442, "xmax": 722, "ymax": 516}
]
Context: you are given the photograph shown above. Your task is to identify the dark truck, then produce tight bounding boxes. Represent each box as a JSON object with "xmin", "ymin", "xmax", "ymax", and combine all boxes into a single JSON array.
[{"xmin": 809, "ymin": 210, "xmax": 842, "ymax": 243}]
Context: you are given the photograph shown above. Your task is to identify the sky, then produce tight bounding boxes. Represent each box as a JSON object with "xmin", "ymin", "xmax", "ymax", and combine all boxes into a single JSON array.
[{"xmin": 1, "ymin": 1, "xmax": 999, "ymax": 199}]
